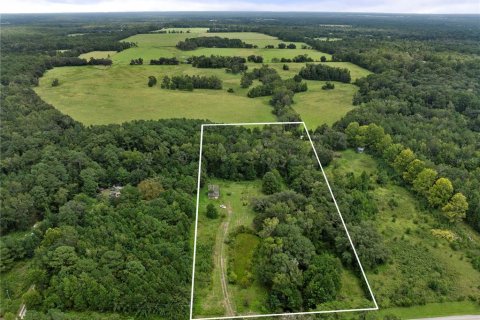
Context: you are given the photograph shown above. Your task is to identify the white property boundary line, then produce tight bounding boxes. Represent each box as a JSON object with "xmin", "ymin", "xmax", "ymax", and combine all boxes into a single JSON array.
[{"xmin": 189, "ymin": 121, "xmax": 379, "ymax": 320}]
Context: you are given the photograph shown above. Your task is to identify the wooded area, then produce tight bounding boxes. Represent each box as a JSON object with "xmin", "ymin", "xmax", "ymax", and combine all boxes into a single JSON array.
[{"xmin": 1, "ymin": 11, "xmax": 479, "ymax": 320}]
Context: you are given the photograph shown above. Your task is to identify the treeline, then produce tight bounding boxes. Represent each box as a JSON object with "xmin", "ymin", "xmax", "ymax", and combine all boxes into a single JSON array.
[
  {"xmin": 188, "ymin": 55, "xmax": 247, "ymax": 73},
  {"xmin": 130, "ymin": 58, "xmax": 143, "ymax": 65},
  {"xmin": 149, "ymin": 57, "xmax": 180, "ymax": 65},
  {"xmin": 323, "ymin": 38, "xmax": 480, "ymax": 231},
  {"xmin": 160, "ymin": 75, "xmax": 222, "ymax": 90},
  {"xmin": 265, "ymin": 43, "xmax": 297, "ymax": 49},
  {"xmin": 49, "ymin": 57, "xmax": 112, "ymax": 67},
  {"xmin": 0, "ymin": 23, "xmax": 143, "ymax": 85},
  {"xmin": 241, "ymin": 66, "xmax": 307, "ymax": 120},
  {"xmin": 278, "ymin": 54, "xmax": 314, "ymax": 63},
  {"xmin": 176, "ymin": 36, "xmax": 256, "ymax": 50},
  {"xmin": 247, "ymin": 55, "xmax": 263, "ymax": 63},
  {"xmin": 345, "ymin": 122, "xmax": 468, "ymax": 223},
  {"xmin": 299, "ymin": 63, "xmax": 351, "ymax": 83}
]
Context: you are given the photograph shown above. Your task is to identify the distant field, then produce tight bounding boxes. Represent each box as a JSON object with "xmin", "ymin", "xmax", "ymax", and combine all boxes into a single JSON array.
[
  {"xmin": 35, "ymin": 30, "xmax": 371, "ymax": 127},
  {"xmin": 35, "ymin": 65, "xmax": 276, "ymax": 125},
  {"xmin": 118, "ymin": 31, "xmax": 332, "ymax": 64},
  {"xmin": 294, "ymin": 81, "xmax": 357, "ymax": 129},
  {"xmin": 79, "ymin": 51, "xmax": 117, "ymax": 59}
]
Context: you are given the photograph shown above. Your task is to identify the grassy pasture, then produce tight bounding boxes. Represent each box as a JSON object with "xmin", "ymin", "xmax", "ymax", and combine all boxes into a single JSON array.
[
  {"xmin": 37, "ymin": 30, "xmax": 371, "ymax": 127},
  {"xmin": 118, "ymin": 31, "xmax": 333, "ymax": 64},
  {"xmin": 35, "ymin": 61, "xmax": 369, "ymax": 127},
  {"xmin": 294, "ymin": 81, "xmax": 357, "ymax": 129},
  {"xmin": 35, "ymin": 65, "xmax": 276, "ymax": 125},
  {"xmin": 79, "ymin": 51, "xmax": 117, "ymax": 59}
]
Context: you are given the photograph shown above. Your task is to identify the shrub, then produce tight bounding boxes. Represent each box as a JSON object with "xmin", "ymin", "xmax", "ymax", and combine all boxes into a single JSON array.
[
  {"xmin": 147, "ymin": 76, "xmax": 157, "ymax": 87},
  {"xmin": 206, "ymin": 203, "xmax": 218, "ymax": 219},
  {"xmin": 322, "ymin": 82, "xmax": 335, "ymax": 90}
]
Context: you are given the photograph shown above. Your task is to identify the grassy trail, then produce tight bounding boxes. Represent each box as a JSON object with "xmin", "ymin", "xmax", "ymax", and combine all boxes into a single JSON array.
[{"xmin": 218, "ymin": 203, "xmax": 235, "ymax": 316}]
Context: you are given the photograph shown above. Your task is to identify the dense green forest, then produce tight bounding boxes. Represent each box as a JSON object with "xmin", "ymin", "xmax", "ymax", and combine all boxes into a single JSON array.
[{"xmin": 1, "ymin": 12, "xmax": 479, "ymax": 320}]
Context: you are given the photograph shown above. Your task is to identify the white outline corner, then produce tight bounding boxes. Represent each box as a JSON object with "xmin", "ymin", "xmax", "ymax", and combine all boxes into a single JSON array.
[{"xmin": 190, "ymin": 122, "xmax": 379, "ymax": 320}]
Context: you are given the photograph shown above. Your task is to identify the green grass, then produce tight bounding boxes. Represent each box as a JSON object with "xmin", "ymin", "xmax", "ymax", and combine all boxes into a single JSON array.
[
  {"xmin": 231, "ymin": 234, "xmax": 258, "ymax": 281},
  {"xmin": 193, "ymin": 179, "xmax": 266, "ymax": 318},
  {"xmin": 330, "ymin": 149, "xmax": 378, "ymax": 175},
  {"xmin": 79, "ymin": 51, "xmax": 117, "ymax": 59},
  {"xmin": 36, "ymin": 30, "xmax": 371, "ymax": 128},
  {"xmin": 35, "ymin": 65, "xmax": 276, "ymax": 125},
  {"xmin": 336, "ymin": 269, "xmax": 375, "ymax": 309},
  {"xmin": 0, "ymin": 260, "xmax": 32, "ymax": 316},
  {"xmin": 120, "ymin": 32, "xmax": 333, "ymax": 64},
  {"xmin": 378, "ymin": 301, "xmax": 480, "ymax": 319},
  {"xmin": 327, "ymin": 149, "xmax": 480, "ymax": 316},
  {"xmin": 230, "ymin": 233, "xmax": 268, "ymax": 315},
  {"xmin": 156, "ymin": 27, "xmax": 210, "ymax": 33},
  {"xmin": 294, "ymin": 81, "xmax": 357, "ymax": 129}
]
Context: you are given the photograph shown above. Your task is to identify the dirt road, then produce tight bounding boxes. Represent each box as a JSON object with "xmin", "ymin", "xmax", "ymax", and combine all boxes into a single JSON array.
[{"xmin": 217, "ymin": 203, "xmax": 234, "ymax": 316}]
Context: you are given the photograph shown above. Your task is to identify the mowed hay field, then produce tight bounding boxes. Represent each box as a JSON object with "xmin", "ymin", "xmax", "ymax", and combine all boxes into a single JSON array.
[{"xmin": 35, "ymin": 29, "xmax": 371, "ymax": 127}]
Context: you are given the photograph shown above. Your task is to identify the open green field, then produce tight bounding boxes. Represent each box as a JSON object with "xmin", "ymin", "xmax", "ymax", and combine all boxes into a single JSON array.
[
  {"xmin": 79, "ymin": 50, "xmax": 117, "ymax": 59},
  {"xmin": 119, "ymin": 31, "xmax": 332, "ymax": 64},
  {"xmin": 35, "ymin": 65, "xmax": 276, "ymax": 125},
  {"xmin": 378, "ymin": 301, "xmax": 480, "ymax": 319},
  {"xmin": 326, "ymin": 149, "xmax": 480, "ymax": 317},
  {"xmin": 35, "ymin": 30, "xmax": 371, "ymax": 128}
]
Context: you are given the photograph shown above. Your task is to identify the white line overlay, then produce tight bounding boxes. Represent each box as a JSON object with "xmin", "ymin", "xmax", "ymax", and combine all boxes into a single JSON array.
[{"xmin": 190, "ymin": 122, "xmax": 379, "ymax": 320}]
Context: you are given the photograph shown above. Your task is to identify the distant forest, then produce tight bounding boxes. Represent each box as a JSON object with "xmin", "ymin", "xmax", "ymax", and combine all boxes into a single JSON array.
[{"xmin": 1, "ymin": 12, "xmax": 479, "ymax": 319}]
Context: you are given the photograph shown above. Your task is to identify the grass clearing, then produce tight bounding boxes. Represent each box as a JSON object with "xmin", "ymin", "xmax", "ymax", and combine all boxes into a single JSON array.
[
  {"xmin": 378, "ymin": 301, "xmax": 480, "ymax": 318},
  {"xmin": 294, "ymin": 81, "xmax": 357, "ymax": 128},
  {"xmin": 0, "ymin": 260, "xmax": 32, "ymax": 315},
  {"xmin": 118, "ymin": 31, "xmax": 332, "ymax": 64},
  {"xmin": 327, "ymin": 149, "xmax": 480, "ymax": 316},
  {"xmin": 79, "ymin": 51, "xmax": 117, "ymax": 59},
  {"xmin": 193, "ymin": 179, "xmax": 267, "ymax": 318},
  {"xmin": 35, "ymin": 65, "xmax": 275, "ymax": 125},
  {"xmin": 229, "ymin": 233, "xmax": 268, "ymax": 315}
]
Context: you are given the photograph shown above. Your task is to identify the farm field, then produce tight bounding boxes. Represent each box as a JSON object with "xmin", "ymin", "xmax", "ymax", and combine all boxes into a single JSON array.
[
  {"xmin": 35, "ymin": 64, "xmax": 276, "ymax": 125},
  {"xmin": 79, "ymin": 51, "xmax": 117, "ymax": 59},
  {"xmin": 35, "ymin": 30, "xmax": 370, "ymax": 127},
  {"xmin": 326, "ymin": 150, "xmax": 480, "ymax": 317},
  {"xmin": 117, "ymin": 31, "xmax": 333, "ymax": 64}
]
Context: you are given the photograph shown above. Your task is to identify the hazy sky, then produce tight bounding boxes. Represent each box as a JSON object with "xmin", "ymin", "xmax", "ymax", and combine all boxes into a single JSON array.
[{"xmin": 1, "ymin": 0, "xmax": 479, "ymax": 14}]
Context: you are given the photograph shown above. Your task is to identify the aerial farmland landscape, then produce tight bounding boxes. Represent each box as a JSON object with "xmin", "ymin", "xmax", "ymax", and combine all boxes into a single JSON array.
[{"xmin": 1, "ymin": 1, "xmax": 480, "ymax": 320}]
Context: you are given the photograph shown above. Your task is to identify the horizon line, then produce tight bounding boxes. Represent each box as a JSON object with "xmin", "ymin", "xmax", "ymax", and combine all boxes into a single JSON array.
[{"xmin": 1, "ymin": 10, "xmax": 479, "ymax": 15}]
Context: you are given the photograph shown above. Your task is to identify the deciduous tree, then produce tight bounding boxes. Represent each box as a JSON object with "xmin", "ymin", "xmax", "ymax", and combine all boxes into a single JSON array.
[
  {"xmin": 428, "ymin": 177, "xmax": 454, "ymax": 208},
  {"xmin": 442, "ymin": 192, "xmax": 468, "ymax": 223}
]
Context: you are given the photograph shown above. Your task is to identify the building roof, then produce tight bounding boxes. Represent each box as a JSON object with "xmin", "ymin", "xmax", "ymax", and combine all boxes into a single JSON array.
[{"xmin": 208, "ymin": 184, "xmax": 220, "ymax": 197}]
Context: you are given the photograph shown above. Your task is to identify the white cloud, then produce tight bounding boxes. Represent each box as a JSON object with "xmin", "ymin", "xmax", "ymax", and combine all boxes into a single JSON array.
[{"xmin": 0, "ymin": 0, "xmax": 479, "ymax": 14}]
